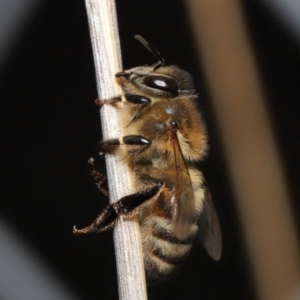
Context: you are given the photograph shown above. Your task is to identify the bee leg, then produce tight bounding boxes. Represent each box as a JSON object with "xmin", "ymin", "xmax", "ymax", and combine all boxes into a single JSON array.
[
  {"xmin": 98, "ymin": 135, "xmax": 151, "ymax": 154},
  {"xmin": 95, "ymin": 94, "xmax": 151, "ymax": 108},
  {"xmin": 114, "ymin": 180, "xmax": 163, "ymax": 215},
  {"xmin": 88, "ymin": 157, "xmax": 108, "ymax": 196},
  {"xmin": 73, "ymin": 180, "xmax": 164, "ymax": 235},
  {"xmin": 73, "ymin": 204, "xmax": 118, "ymax": 234},
  {"xmin": 95, "ymin": 96, "xmax": 122, "ymax": 108},
  {"xmin": 124, "ymin": 94, "xmax": 151, "ymax": 106}
]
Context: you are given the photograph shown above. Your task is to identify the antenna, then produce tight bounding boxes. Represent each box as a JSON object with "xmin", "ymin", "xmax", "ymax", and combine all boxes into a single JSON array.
[{"xmin": 134, "ymin": 35, "xmax": 165, "ymax": 70}]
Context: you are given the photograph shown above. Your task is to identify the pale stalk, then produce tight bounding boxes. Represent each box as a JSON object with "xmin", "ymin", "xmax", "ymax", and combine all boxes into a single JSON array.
[{"xmin": 84, "ymin": 0, "xmax": 147, "ymax": 299}]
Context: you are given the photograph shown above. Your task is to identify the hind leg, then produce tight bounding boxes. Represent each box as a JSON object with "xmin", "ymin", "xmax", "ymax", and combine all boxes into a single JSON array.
[{"xmin": 73, "ymin": 177, "xmax": 164, "ymax": 234}]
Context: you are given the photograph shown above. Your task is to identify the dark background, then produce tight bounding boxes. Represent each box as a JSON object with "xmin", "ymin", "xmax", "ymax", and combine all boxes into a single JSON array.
[{"xmin": 1, "ymin": 0, "xmax": 299, "ymax": 299}]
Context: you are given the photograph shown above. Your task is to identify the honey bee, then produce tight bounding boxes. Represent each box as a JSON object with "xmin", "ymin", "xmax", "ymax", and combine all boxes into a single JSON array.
[{"xmin": 74, "ymin": 35, "xmax": 222, "ymax": 284}]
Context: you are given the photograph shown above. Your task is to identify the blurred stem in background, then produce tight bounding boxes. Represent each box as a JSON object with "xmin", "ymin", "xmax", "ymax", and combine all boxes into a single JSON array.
[
  {"xmin": 186, "ymin": 1, "xmax": 300, "ymax": 300},
  {"xmin": 0, "ymin": 0, "xmax": 43, "ymax": 69}
]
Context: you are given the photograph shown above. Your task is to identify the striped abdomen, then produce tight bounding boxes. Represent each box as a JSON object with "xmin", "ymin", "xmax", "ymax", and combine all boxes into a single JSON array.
[{"xmin": 139, "ymin": 198, "xmax": 198, "ymax": 284}]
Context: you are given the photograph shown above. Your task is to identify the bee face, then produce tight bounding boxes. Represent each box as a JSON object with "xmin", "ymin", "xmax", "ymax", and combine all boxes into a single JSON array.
[{"xmin": 74, "ymin": 36, "xmax": 222, "ymax": 284}]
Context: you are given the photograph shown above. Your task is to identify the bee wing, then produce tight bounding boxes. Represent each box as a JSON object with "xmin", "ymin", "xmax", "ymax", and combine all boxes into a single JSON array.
[
  {"xmin": 198, "ymin": 188, "xmax": 222, "ymax": 261},
  {"xmin": 171, "ymin": 132, "xmax": 195, "ymax": 240}
]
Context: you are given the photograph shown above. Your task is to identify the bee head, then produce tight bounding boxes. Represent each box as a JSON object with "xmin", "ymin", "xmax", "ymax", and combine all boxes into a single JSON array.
[
  {"xmin": 114, "ymin": 36, "xmax": 195, "ymax": 98},
  {"xmin": 115, "ymin": 65, "xmax": 195, "ymax": 98}
]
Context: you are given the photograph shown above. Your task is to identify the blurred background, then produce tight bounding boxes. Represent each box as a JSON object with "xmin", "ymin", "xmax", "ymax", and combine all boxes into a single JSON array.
[{"xmin": 0, "ymin": 0, "xmax": 299, "ymax": 299}]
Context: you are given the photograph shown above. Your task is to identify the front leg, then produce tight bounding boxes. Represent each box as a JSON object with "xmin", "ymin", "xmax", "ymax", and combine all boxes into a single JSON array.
[
  {"xmin": 73, "ymin": 179, "xmax": 164, "ymax": 234},
  {"xmin": 95, "ymin": 96, "xmax": 121, "ymax": 108},
  {"xmin": 95, "ymin": 94, "xmax": 151, "ymax": 108}
]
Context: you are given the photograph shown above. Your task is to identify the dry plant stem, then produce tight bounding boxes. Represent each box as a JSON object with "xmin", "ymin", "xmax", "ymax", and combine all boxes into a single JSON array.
[
  {"xmin": 186, "ymin": 1, "xmax": 300, "ymax": 300},
  {"xmin": 85, "ymin": 0, "xmax": 147, "ymax": 299}
]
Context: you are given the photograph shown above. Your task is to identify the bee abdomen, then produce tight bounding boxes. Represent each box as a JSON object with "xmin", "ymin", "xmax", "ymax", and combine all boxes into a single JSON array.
[
  {"xmin": 141, "ymin": 216, "xmax": 197, "ymax": 283},
  {"xmin": 143, "ymin": 236, "xmax": 193, "ymax": 284},
  {"xmin": 150, "ymin": 242, "xmax": 191, "ymax": 265}
]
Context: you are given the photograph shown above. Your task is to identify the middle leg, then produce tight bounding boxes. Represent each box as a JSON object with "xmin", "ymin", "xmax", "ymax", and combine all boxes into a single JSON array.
[
  {"xmin": 99, "ymin": 135, "xmax": 151, "ymax": 154},
  {"xmin": 88, "ymin": 157, "xmax": 108, "ymax": 196},
  {"xmin": 88, "ymin": 135, "xmax": 152, "ymax": 196}
]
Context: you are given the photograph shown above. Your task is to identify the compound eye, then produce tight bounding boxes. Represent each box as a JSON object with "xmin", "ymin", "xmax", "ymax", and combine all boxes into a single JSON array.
[{"xmin": 142, "ymin": 75, "xmax": 178, "ymax": 94}]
